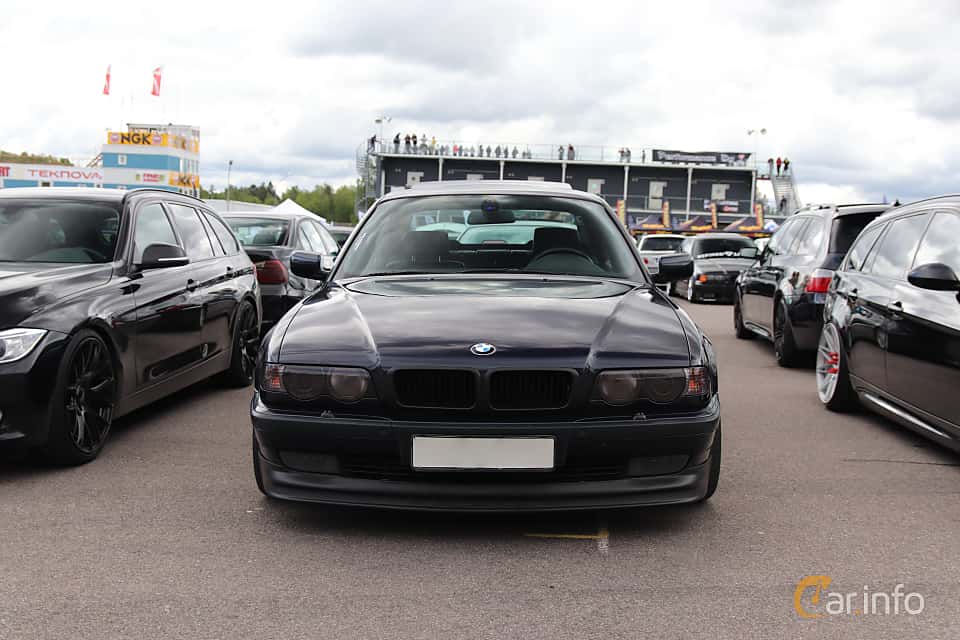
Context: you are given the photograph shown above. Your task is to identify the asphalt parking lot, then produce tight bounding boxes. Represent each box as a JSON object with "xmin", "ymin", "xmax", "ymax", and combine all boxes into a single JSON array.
[{"xmin": 2, "ymin": 301, "xmax": 958, "ymax": 640}]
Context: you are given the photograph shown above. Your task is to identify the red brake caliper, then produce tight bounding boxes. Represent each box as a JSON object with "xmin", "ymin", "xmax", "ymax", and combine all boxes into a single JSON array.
[{"xmin": 825, "ymin": 352, "xmax": 839, "ymax": 375}]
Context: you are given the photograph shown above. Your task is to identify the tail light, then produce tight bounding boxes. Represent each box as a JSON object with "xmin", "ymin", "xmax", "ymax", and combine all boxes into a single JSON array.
[
  {"xmin": 643, "ymin": 257, "xmax": 649, "ymax": 264},
  {"xmin": 804, "ymin": 268, "xmax": 834, "ymax": 294},
  {"xmin": 256, "ymin": 259, "xmax": 288, "ymax": 284}
]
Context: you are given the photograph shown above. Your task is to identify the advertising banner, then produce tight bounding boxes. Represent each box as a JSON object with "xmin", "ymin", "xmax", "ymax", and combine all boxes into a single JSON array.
[{"xmin": 653, "ymin": 149, "xmax": 751, "ymax": 166}]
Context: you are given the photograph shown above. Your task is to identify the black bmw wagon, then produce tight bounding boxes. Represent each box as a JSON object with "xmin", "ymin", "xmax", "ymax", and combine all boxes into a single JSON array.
[
  {"xmin": 0, "ymin": 188, "xmax": 260, "ymax": 464},
  {"xmin": 251, "ymin": 180, "xmax": 720, "ymax": 511}
]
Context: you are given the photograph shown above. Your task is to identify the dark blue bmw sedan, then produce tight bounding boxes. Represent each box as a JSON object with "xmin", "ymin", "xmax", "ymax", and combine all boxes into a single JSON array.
[{"xmin": 250, "ymin": 180, "xmax": 720, "ymax": 511}]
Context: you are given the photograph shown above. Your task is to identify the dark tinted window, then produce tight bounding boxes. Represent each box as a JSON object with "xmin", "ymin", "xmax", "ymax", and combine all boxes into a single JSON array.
[
  {"xmin": 168, "ymin": 203, "xmax": 215, "ymax": 260},
  {"xmin": 691, "ymin": 236, "xmax": 754, "ymax": 259},
  {"xmin": 794, "ymin": 218, "xmax": 825, "ymax": 256},
  {"xmin": 844, "ymin": 224, "xmax": 884, "ymax": 272},
  {"xmin": 203, "ymin": 211, "xmax": 239, "ymax": 255},
  {"xmin": 829, "ymin": 211, "xmax": 884, "ymax": 254},
  {"xmin": 224, "ymin": 217, "xmax": 290, "ymax": 247},
  {"xmin": 133, "ymin": 203, "xmax": 178, "ymax": 263},
  {"xmin": 199, "ymin": 214, "xmax": 225, "ymax": 256},
  {"xmin": 865, "ymin": 214, "xmax": 929, "ymax": 280},
  {"xmin": 639, "ymin": 236, "xmax": 684, "ymax": 252},
  {"xmin": 0, "ymin": 198, "xmax": 120, "ymax": 263},
  {"xmin": 913, "ymin": 212, "xmax": 960, "ymax": 274}
]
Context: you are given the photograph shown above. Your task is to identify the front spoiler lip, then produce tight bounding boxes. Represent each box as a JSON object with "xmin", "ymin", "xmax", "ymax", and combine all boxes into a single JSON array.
[{"xmin": 255, "ymin": 453, "xmax": 713, "ymax": 512}]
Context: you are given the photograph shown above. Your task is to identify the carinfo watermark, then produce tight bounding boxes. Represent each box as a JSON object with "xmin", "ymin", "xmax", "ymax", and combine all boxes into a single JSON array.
[{"xmin": 793, "ymin": 575, "xmax": 925, "ymax": 619}]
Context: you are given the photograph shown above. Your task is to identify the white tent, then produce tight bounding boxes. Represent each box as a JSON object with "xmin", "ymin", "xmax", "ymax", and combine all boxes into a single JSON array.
[{"xmin": 271, "ymin": 199, "xmax": 330, "ymax": 227}]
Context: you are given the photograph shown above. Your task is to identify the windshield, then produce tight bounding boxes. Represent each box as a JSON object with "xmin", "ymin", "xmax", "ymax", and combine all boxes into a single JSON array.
[
  {"xmin": 692, "ymin": 237, "xmax": 754, "ymax": 259},
  {"xmin": 639, "ymin": 236, "xmax": 684, "ymax": 252},
  {"xmin": 0, "ymin": 199, "xmax": 120, "ymax": 263},
  {"xmin": 336, "ymin": 195, "xmax": 643, "ymax": 280},
  {"xmin": 224, "ymin": 217, "xmax": 290, "ymax": 247}
]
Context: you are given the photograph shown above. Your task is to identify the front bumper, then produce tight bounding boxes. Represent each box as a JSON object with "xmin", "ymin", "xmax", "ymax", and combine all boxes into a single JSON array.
[
  {"xmin": 0, "ymin": 331, "xmax": 69, "ymax": 446},
  {"xmin": 691, "ymin": 280, "xmax": 737, "ymax": 302},
  {"xmin": 251, "ymin": 394, "xmax": 721, "ymax": 511}
]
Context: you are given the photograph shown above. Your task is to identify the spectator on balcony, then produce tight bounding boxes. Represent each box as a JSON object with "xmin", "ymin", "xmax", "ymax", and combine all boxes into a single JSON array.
[
  {"xmin": 783, "ymin": 158, "xmax": 791, "ymax": 174},
  {"xmin": 775, "ymin": 157, "xmax": 782, "ymax": 176},
  {"xmin": 404, "ymin": 134, "xmax": 411, "ymax": 153},
  {"xmin": 558, "ymin": 145, "xmax": 564, "ymax": 160},
  {"xmin": 567, "ymin": 144, "xmax": 575, "ymax": 161},
  {"xmin": 618, "ymin": 148, "xmax": 625, "ymax": 162},
  {"xmin": 430, "ymin": 137, "xmax": 437, "ymax": 154},
  {"xmin": 625, "ymin": 148, "xmax": 632, "ymax": 162},
  {"xmin": 512, "ymin": 146, "xmax": 518, "ymax": 158},
  {"xmin": 368, "ymin": 135, "xmax": 377, "ymax": 152},
  {"xmin": 393, "ymin": 133, "xmax": 401, "ymax": 153},
  {"xmin": 495, "ymin": 145, "xmax": 502, "ymax": 158},
  {"xmin": 779, "ymin": 196, "xmax": 787, "ymax": 212},
  {"xmin": 641, "ymin": 149, "xmax": 646, "ymax": 163}
]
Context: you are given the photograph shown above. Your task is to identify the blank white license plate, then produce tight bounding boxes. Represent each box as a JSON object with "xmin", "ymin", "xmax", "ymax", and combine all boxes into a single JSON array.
[{"xmin": 412, "ymin": 436, "xmax": 555, "ymax": 470}]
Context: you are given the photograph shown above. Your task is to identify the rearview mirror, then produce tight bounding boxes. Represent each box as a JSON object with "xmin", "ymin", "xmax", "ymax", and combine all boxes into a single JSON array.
[
  {"xmin": 654, "ymin": 254, "xmax": 694, "ymax": 283},
  {"xmin": 290, "ymin": 251, "xmax": 330, "ymax": 281},
  {"xmin": 139, "ymin": 243, "xmax": 188, "ymax": 269},
  {"xmin": 908, "ymin": 262, "xmax": 960, "ymax": 292},
  {"xmin": 739, "ymin": 246, "xmax": 759, "ymax": 260}
]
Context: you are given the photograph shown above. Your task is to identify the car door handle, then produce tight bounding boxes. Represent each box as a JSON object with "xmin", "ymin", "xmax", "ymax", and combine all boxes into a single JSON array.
[
  {"xmin": 889, "ymin": 300, "xmax": 903, "ymax": 314},
  {"xmin": 186, "ymin": 279, "xmax": 198, "ymax": 292},
  {"xmin": 847, "ymin": 288, "xmax": 858, "ymax": 302}
]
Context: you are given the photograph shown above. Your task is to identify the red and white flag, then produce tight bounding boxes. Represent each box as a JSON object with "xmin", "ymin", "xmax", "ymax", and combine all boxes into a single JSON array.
[
  {"xmin": 102, "ymin": 64, "xmax": 111, "ymax": 95},
  {"xmin": 150, "ymin": 66, "xmax": 163, "ymax": 96}
]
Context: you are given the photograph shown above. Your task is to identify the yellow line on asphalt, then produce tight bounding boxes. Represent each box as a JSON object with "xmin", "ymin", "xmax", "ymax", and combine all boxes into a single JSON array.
[{"xmin": 524, "ymin": 533, "xmax": 604, "ymax": 540}]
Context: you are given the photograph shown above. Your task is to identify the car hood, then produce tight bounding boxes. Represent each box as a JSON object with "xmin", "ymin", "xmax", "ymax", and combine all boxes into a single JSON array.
[
  {"xmin": 278, "ymin": 277, "xmax": 693, "ymax": 369},
  {"xmin": 0, "ymin": 262, "xmax": 113, "ymax": 329},
  {"xmin": 693, "ymin": 257, "xmax": 755, "ymax": 273}
]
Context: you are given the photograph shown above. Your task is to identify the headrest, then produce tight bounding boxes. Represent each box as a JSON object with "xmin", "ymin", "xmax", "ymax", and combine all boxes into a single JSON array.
[
  {"xmin": 252, "ymin": 229, "xmax": 282, "ymax": 245},
  {"xmin": 533, "ymin": 226, "xmax": 580, "ymax": 254},
  {"xmin": 404, "ymin": 230, "xmax": 450, "ymax": 262}
]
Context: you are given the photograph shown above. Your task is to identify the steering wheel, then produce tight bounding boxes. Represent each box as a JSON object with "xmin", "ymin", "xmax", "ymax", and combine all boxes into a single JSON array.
[{"xmin": 531, "ymin": 247, "xmax": 595, "ymax": 263}]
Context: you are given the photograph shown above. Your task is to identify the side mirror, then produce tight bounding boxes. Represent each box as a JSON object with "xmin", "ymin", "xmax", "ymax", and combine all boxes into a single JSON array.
[
  {"xmin": 654, "ymin": 254, "xmax": 694, "ymax": 283},
  {"xmin": 140, "ymin": 243, "xmax": 189, "ymax": 269},
  {"xmin": 908, "ymin": 263, "xmax": 960, "ymax": 292},
  {"xmin": 739, "ymin": 247, "xmax": 759, "ymax": 260},
  {"xmin": 290, "ymin": 251, "xmax": 330, "ymax": 280}
]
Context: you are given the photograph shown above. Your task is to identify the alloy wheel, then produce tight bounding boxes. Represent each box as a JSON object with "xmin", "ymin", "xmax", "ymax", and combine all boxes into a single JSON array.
[
  {"xmin": 816, "ymin": 324, "xmax": 842, "ymax": 403},
  {"xmin": 238, "ymin": 305, "xmax": 259, "ymax": 380},
  {"xmin": 66, "ymin": 337, "xmax": 116, "ymax": 454}
]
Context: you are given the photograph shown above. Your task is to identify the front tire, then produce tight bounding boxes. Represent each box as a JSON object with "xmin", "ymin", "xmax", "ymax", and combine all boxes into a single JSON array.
[
  {"xmin": 734, "ymin": 293, "xmax": 752, "ymax": 339},
  {"xmin": 686, "ymin": 278, "xmax": 698, "ymax": 303},
  {"xmin": 40, "ymin": 330, "xmax": 117, "ymax": 465},
  {"xmin": 773, "ymin": 300, "xmax": 800, "ymax": 367},
  {"xmin": 816, "ymin": 323, "xmax": 857, "ymax": 411}
]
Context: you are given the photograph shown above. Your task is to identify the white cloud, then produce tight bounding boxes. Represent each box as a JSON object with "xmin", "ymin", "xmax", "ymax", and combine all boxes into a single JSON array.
[{"xmin": 1, "ymin": 0, "xmax": 959, "ymax": 203}]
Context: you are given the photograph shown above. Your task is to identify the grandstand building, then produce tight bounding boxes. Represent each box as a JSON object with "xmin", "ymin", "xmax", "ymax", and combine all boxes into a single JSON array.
[{"xmin": 359, "ymin": 143, "xmax": 770, "ymax": 233}]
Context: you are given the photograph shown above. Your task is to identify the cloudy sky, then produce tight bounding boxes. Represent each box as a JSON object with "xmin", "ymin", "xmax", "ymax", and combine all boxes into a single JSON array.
[{"xmin": 3, "ymin": 0, "xmax": 959, "ymax": 203}]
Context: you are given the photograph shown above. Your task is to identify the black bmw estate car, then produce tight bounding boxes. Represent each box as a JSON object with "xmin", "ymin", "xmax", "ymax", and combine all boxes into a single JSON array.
[
  {"xmin": 0, "ymin": 188, "xmax": 260, "ymax": 464},
  {"xmin": 735, "ymin": 203, "xmax": 887, "ymax": 366},
  {"xmin": 251, "ymin": 180, "xmax": 723, "ymax": 511},
  {"xmin": 817, "ymin": 196, "xmax": 960, "ymax": 451}
]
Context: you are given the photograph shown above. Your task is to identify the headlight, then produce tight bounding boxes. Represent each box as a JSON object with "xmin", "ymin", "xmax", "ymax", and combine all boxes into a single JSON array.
[
  {"xmin": 261, "ymin": 364, "xmax": 373, "ymax": 403},
  {"xmin": 0, "ymin": 328, "xmax": 47, "ymax": 364},
  {"xmin": 594, "ymin": 367, "xmax": 711, "ymax": 405}
]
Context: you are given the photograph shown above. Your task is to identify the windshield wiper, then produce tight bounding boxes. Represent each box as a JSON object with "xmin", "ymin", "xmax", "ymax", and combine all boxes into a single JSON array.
[{"xmin": 359, "ymin": 271, "xmax": 445, "ymax": 278}]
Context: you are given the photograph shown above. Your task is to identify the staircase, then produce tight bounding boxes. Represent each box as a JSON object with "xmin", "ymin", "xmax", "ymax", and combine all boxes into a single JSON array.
[{"xmin": 771, "ymin": 169, "xmax": 802, "ymax": 215}]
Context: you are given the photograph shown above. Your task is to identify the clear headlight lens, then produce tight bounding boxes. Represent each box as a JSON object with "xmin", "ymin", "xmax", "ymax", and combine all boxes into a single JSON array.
[
  {"xmin": 0, "ymin": 328, "xmax": 47, "ymax": 364},
  {"xmin": 594, "ymin": 367, "xmax": 710, "ymax": 405},
  {"xmin": 261, "ymin": 364, "xmax": 372, "ymax": 403}
]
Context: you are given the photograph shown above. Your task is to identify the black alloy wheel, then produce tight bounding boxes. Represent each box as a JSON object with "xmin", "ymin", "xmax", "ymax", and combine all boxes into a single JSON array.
[
  {"xmin": 221, "ymin": 301, "xmax": 260, "ymax": 387},
  {"xmin": 42, "ymin": 330, "xmax": 116, "ymax": 464},
  {"xmin": 734, "ymin": 293, "xmax": 752, "ymax": 339},
  {"xmin": 773, "ymin": 301, "xmax": 799, "ymax": 367}
]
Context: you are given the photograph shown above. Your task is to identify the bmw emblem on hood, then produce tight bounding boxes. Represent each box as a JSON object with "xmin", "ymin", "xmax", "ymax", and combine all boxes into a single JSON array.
[{"xmin": 470, "ymin": 342, "xmax": 496, "ymax": 356}]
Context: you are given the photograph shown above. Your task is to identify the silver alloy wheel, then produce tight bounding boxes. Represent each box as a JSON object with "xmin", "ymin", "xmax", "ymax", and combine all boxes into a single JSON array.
[
  {"xmin": 686, "ymin": 278, "xmax": 695, "ymax": 302},
  {"xmin": 816, "ymin": 324, "xmax": 842, "ymax": 404}
]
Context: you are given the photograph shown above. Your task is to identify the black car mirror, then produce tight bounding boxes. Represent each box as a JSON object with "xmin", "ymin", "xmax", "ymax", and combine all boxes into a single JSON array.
[
  {"xmin": 908, "ymin": 262, "xmax": 960, "ymax": 292},
  {"xmin": 654, "ymin": 254, "xmax": 694, "ymax": 283},
  {"xmin": 139, "ymin": 243, "xmax": 189, "ymax": 269},
  {"xmin": 739, "ymin": 246, "xmax": 759, "ymax": 260},
  {"xmin": 290, "ymin": 251, "xmax": 330, "ymax": 280}
]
